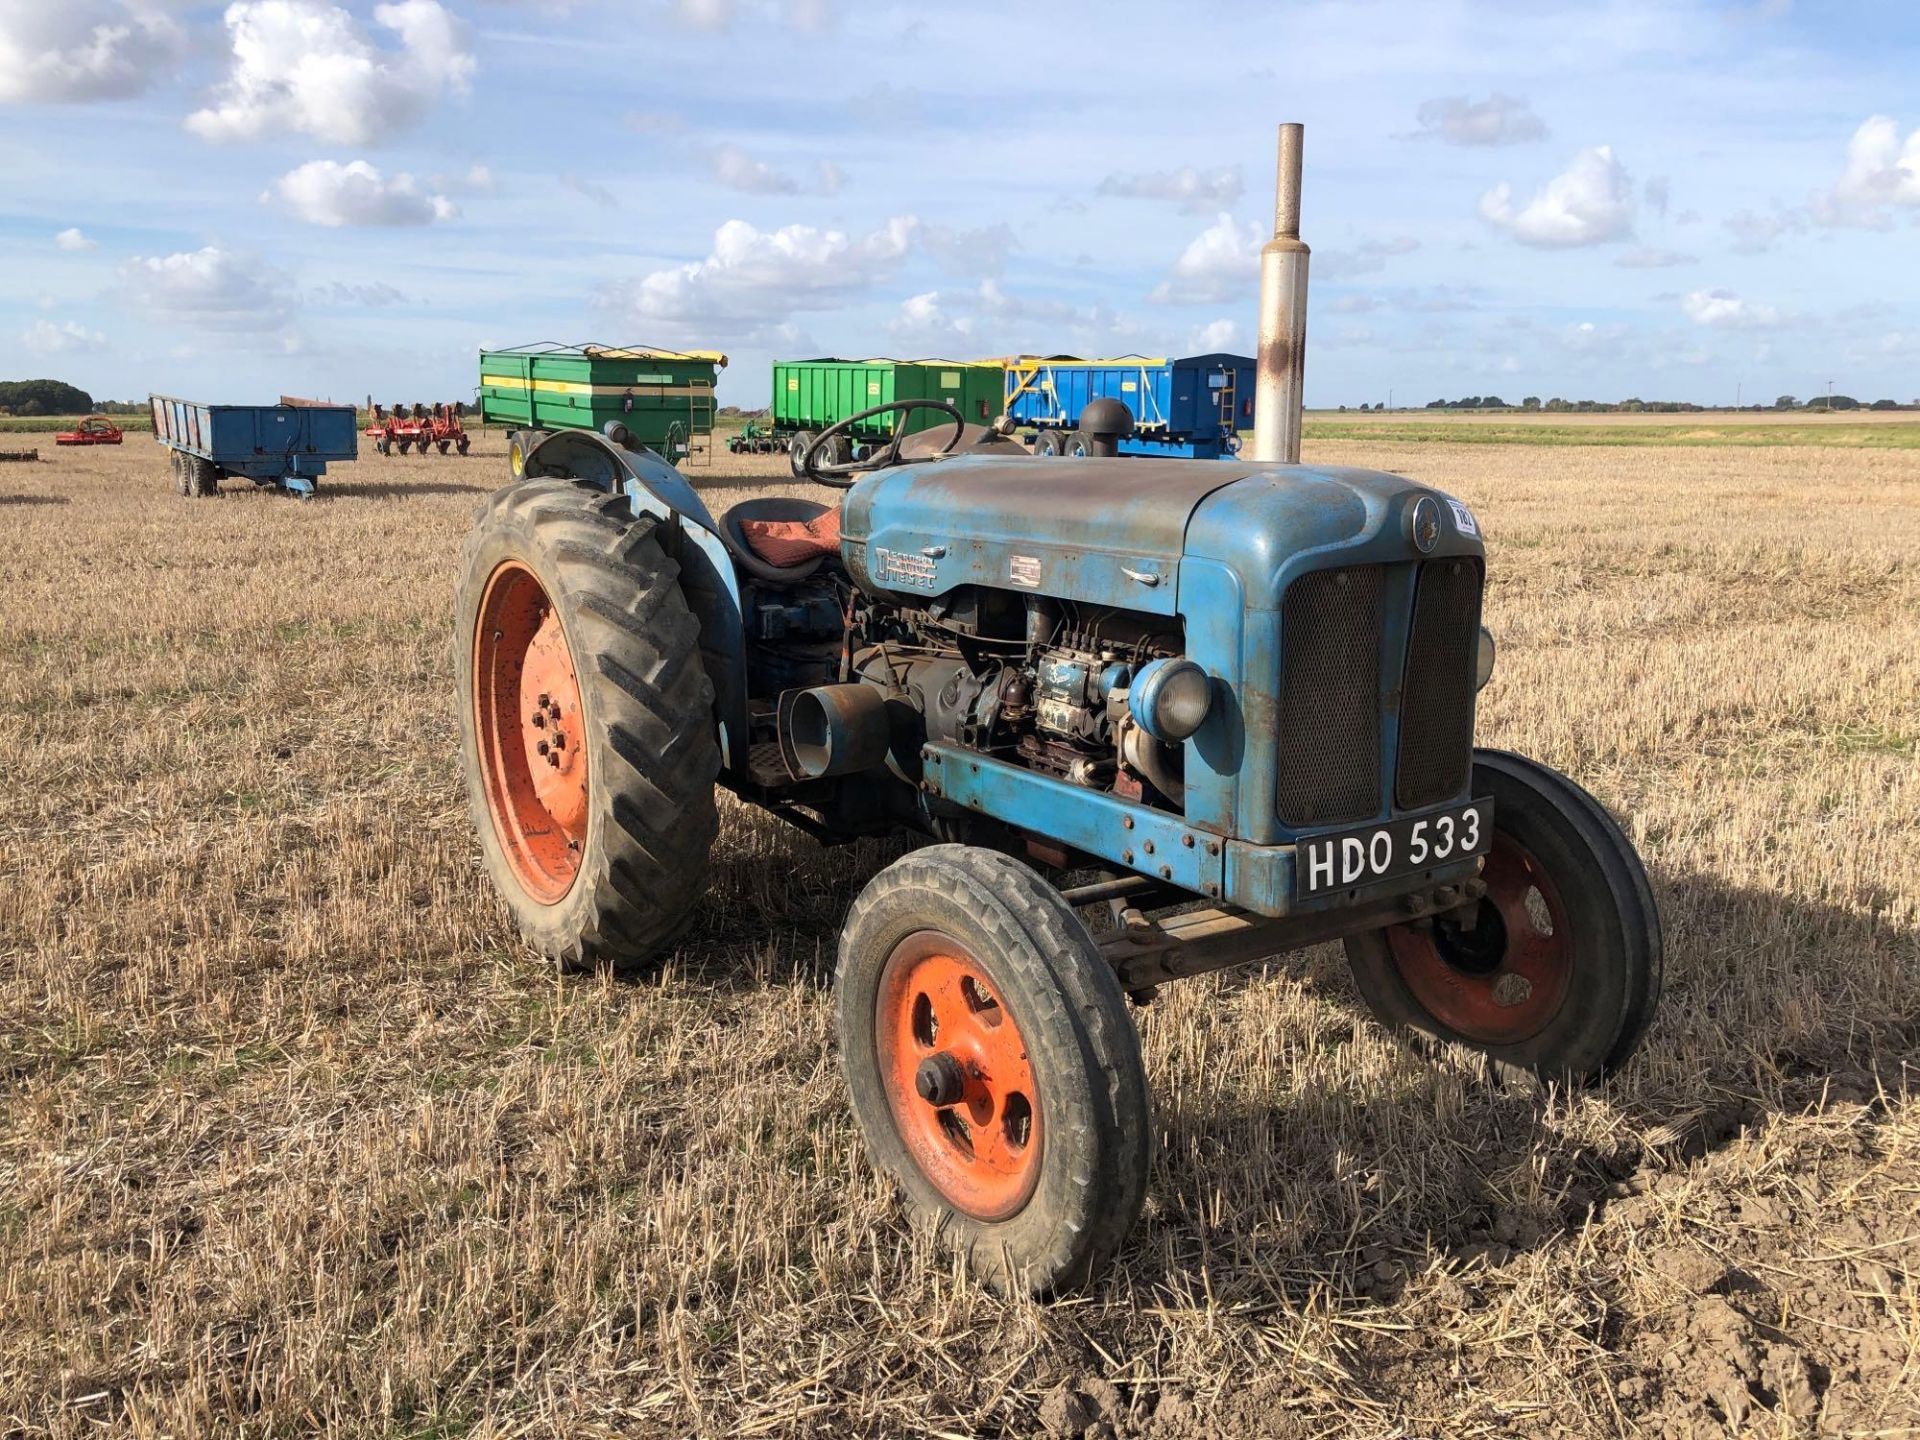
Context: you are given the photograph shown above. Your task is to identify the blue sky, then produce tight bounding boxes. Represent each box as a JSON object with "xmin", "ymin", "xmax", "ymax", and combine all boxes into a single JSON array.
[{"xmin": 3, "ymin": 0, "xmax": 1918, "ymax": 410}]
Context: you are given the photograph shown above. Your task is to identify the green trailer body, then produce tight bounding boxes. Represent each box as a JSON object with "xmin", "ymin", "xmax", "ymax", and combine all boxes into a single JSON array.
[
  {"xmin": 771, "ymin": 359, "xmax": 1005, "ymax": 440},
  {"xmin": 478, "ymin": 344, "xmax": 726, "ymax": 461}
]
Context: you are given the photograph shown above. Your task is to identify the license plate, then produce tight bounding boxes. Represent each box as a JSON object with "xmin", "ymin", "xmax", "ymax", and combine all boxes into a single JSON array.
[{"xmin": 1295, "ymin": 798, "xmax": 1494, "ymax": 900}]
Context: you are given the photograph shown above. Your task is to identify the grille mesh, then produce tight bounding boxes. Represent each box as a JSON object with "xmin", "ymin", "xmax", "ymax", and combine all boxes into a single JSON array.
[
  {"xmin": 1276, "ymin": 566, "xmax": 1383, "ymax": 825},
  {"xmin": 1396, "ymin": 558, "xmax": 1484, "ymax": 809}
]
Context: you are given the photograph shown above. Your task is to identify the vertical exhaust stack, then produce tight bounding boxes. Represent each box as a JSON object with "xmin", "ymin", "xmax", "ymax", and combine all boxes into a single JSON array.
[{"xmin": 1252, "ymin": 122, "xmax": 1309, "ymax": 464}]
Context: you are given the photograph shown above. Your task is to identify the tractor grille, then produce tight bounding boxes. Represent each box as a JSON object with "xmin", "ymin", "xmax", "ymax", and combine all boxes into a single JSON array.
[
  {"xmin": 1395, "ymin": 558, "xmax": 1484, "ymax": 810},
  {"xmin": 1275, "ymin": 565, "xmax": 1384, "ymax": 826}
]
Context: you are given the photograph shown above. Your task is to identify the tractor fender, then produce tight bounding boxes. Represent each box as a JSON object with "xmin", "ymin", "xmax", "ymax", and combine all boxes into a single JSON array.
[{"xmin": 521, "ymin": 428, "xmax": 751, "ymax": 775}]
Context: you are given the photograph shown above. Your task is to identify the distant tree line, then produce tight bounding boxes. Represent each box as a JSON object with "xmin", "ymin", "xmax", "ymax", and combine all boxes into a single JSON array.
[{"xmin": 0, "ymin": 378, "xmax": 92, "ymax": 416}]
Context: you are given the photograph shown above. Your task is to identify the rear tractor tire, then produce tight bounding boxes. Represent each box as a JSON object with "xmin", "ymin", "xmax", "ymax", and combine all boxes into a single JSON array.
[
  {"xmin": 836, "ymin": 846, "xmax": 1151, "ymax": 1295},
  {"xmin": 1343, "ymin": 748, "xmax": 1661, "ymax": 1084},
  {"xmin": 454, "ymin": 477, "xmax": 721, "ymax": 972}
]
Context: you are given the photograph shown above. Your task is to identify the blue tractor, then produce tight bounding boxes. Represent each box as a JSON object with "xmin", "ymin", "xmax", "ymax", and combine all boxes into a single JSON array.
[{"xmin": 453, "ymin": 398, "xmax": 1660, "ymax": 1293}]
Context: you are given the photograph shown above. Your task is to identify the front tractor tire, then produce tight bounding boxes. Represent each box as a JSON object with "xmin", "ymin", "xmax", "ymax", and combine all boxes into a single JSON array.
[
  {"xmin": 836, "ymin": 846, "xmax": 1151, "ymax": 1295},
  {"xmin": 1343, "ymin": 749, "xmax": 1661, "ymax": 1084},
  {"xmin": 454, "ymin": 478, "xmax": 720, "ymax": 973}
]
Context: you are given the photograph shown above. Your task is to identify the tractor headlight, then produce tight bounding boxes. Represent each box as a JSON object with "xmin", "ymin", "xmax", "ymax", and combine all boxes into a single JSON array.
[
  {"xmin": 1129, "ymin": 657, "xmax": 1212, "ymax": 743},
  {"xmin": 1475, "ymin": 627, "xmax": 1496, "ymax": 691}
]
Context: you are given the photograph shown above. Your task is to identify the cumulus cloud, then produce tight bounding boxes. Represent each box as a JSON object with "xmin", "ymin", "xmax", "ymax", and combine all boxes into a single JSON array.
[
  {"xmin": 889, "ymin": 290, "xmax": 975, "ymax": 352},
  {"xmin": 122, "ymin": 246, "xmax": 295, "ymax": 332},
  {"xmin": 1097, "ymin": 166, "xmax": 1243, "ymax": 213},
  {"xmin": 612, "ymin": 216, "xmax": 919, "ymax": 333},
  {"xmin": 1681, "ymin": 288, "xmax": 1778, "ymax": 328},
  {"xmin": 21, "ymin": 318, "xmax": 107, "ymax": 354},
  {"xmin": 54, "ymin": 227, "xmax": 97, "ymax": 251},
  {"xmin": 1480, "ymin": 146, "xmax": 1634, "ymax": 247},
  {"xmin": 311, "ymin": 280, "xmax": 408, "ymax": 307},
  {"xmin": 271, "ymin": 160, "xmax": 456, "ymax": 226},
  {"xmin": 1811, "ymin": 115, "xmax": 1920, "ymax": 228},
  {"xmin": 1410, "ymin": 93, "xmax": 1547, "ymax": 146},
  {"xmin": 1188, "ymin": 317, "xmax": 1245, "ymax": 352},
  {"xmin": 188, "ymin": 0, "xmax": 474, "ymax": 146},
  {"xmin": 1149, "ymin": 213, "xmax": 1262, "ymax": 304},
  {"xmin": 0, "ymin": 1, "xmax": 184, "ymax": 103}
]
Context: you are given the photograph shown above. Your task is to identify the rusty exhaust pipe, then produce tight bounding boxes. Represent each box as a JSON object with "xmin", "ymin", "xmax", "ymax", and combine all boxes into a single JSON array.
[{"xmin": 1252, "ymin": 122, "xmax": 1309, "ymax": 465}]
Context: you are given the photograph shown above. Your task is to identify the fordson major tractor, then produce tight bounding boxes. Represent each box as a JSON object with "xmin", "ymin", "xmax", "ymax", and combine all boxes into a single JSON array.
[{"xmin": 451, "ymin": 128, "xmax": 1660, "ymax": 1294}]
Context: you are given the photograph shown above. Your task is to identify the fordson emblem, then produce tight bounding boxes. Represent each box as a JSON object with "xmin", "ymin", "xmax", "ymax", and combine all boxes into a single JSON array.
[{"xmin": 1411, "ymin": 495, "xmax": 1441, "ymax": 553}]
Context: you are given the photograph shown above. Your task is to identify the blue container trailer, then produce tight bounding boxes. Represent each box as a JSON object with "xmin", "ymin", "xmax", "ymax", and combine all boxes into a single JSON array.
[
  {"xmin": 1002, "ymin": 353, "xmax": 1255, "ymax": 459},
  {"xmin": 149, "ymin": 394, "xmax": 358, "ymax": 497}
]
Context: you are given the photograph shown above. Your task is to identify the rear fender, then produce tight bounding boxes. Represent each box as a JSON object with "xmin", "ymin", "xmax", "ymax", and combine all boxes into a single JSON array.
[{"xmin": 523, "ymin": 429, "xmax": 750, "ymax": 774}]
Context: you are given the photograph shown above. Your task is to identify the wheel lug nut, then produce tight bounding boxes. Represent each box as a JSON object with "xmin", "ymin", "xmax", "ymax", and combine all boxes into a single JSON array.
[
  {"xmin": 537, "ymin": 741, "xmax": 550, "ymax": 756},
  {"xmin": 530, "ymin": 712, "xmax": 545, "ymax": 728},
  {"xmin": 538, "ymin": 693, "xmax": 551, "ymax": 707},
  {"xmin": 914, "ymin": 1052, "xmax": 967, "ymax": 1107}
]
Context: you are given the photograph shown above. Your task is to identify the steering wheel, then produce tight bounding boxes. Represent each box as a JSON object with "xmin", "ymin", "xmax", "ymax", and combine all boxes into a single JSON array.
[{"xmin": 799, "ymin": 399, "xmax": 966, "ymax": 489}]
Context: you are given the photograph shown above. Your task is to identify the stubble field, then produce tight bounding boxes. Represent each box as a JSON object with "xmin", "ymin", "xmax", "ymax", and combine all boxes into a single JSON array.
[{"xmin": 1, "ymin": 427, "xmax": 1916, "ymax": 1438}]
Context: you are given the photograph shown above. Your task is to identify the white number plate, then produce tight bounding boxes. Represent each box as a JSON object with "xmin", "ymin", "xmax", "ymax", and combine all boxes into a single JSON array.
[{"xmin": 1295, "ymin": 799, "xmax": 1493, "ymax": 900}]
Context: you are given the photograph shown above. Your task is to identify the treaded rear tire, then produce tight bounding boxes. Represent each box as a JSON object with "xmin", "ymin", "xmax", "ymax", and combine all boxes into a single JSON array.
[
  {"xmin": 836, "ymin": 845, "xmax": 1151, "ymax": 1295},
  {"xmin": 454, "ymin": 477, "xmax": 720, "ymax": 973},
  {"xmin": 187, "ymin": 456, "xmax": 219, "ymax": 497}
]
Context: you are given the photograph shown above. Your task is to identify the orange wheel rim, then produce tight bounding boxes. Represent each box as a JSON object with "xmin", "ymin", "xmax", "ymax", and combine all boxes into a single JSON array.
[
  {"xmin": 1386, "ymin": 832, "xmax": 1572, "ymax": 1044},
  {"xmin": 876, "ymin": 933, "xmax": 1042, "ymax": 1221},
  {"xmin": 472, "ymin": 561, "xmax": 588, "ymax": 903}
]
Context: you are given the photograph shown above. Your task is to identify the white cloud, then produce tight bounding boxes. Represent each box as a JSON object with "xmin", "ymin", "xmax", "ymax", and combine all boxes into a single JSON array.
[
  {"xmin": 1411, "ymin": 93, "xmax": 1547, "ymax": 146},
  {"xmin": 187, "ymin": 0, "xmax": 474, "ymax": 146},
  {"xmin": 122, "ymin": 246, "xmax": 294, "ymax": 332},
  {"xmin": 271, "ymin": 160, "xmax": 456, "ymax": 226},
  {"xmin": 54, "ymin": 227, "xmax": 97, "ymax": 251},
  {"xmin": 20, "ymin": 318, "xmax": 107, "ymax": 354},
  {"xmin": 1811, "ymin": 115, "xmax": 1920, "ymax": 229},
  {"xmin": 1097, "ymin": 166, "xmax": 1243, "ymax": 213},
  {"xmin": 311, "ymin": 280, "xmax": 407, "ymax": 307},
  {"xmin": 0, "ymin": 1, "xmax": 184, "ymax": 103},
  {"xmin": 1480, "ymin": 146, "xmax": 1634, "ymax": 247},
  {"xmin": 1681, "ymin": 288, "xmax": 1778, "ymax": 328},
  {"xmin": 1188, "ymin": 318, "xmax": 1245, "ymax": 353},
  {"xmin": 889, "ymin": 290, "xmax": 975, "ymax": 352},
  {"xmin": 1615, "ymin": 247, "xmax": 1694, "ymax": 268},
  {"xmin": 613, "ymin": 216, "xmax": 919, "ymax": 332},
  {"xmin": 1149, "ymin": 213, "xmax": 1262, "ymax": 304}
]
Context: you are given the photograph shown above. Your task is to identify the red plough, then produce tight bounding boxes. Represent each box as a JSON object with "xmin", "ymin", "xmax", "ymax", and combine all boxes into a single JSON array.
[
  {"xmin": 55, "ymin": 415, "xmax": 124, "ymax": 446},
  {"xmin": 365, "ymin": 402, "xmax": 471, "ymax": 456}
]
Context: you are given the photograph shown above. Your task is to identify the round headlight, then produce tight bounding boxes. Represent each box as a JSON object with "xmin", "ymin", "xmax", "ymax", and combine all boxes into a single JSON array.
[
  {"xmin": 1475, "ymin": 626, "xmax": 1496, "ymax": 691},
  {"xmin": 1129, "ymin": 657, "xmax": 1212, "ymax": 743}
]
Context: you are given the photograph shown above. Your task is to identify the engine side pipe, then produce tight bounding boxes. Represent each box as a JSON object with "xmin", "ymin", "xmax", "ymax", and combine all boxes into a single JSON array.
[
  {"xmin": 780, "ymin": 684, "xmax": 892, "ymax": 779},
  {"xmin": 1252, "ymin": 122, "xmax": 1309, "ymax": 465}
]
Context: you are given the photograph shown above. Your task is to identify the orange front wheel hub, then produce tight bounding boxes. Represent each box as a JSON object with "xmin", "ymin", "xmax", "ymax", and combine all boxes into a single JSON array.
[
  {"xmin": 472, "ymin": 561, "xmax": 589, "ymax": 903},
  {"xmin": 876, "ymin": 934, "xmax": 1042, "ymax": 1221}
]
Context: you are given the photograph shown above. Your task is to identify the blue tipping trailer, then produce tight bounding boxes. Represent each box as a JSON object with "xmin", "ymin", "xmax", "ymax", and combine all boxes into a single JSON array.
[
  {"xmin": 1001, "ymin": 353, "xmax": 1255, "ymax": 459},
  {"xmin": 149, "ymin": 394, "xmax": 358, "ymax": 497}
]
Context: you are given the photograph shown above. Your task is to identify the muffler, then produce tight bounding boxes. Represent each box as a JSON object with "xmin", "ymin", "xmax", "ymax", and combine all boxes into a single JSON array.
[{"xmin": 779, "ymin": 684, "xmax": 892, "ymax": 779}]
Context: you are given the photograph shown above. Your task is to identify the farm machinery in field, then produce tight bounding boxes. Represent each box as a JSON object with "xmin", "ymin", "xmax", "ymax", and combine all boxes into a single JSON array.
[
  {"xmin": 151, "ymin": 394, "xmax": 357, "ymax": 497},
  {"xmin": 725, "ymin": 418, "xmax": 783, "ymax": 454},
  {"xmin": 54, "ymin": 415, "xmax": 124, "ymax": 446},
  {"xmin": 450, "ymin": 126, "xmax": 1662, "ymax": 1294},
  {"xmin": 366, "ymin": 402, "xmax": 471, "ymax": 456}
]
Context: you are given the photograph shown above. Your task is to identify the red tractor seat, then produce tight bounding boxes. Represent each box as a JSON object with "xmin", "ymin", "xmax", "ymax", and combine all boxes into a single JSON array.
[{"xmin": 730, "ymin": 501, "xmax": 843, "ymax": 570}]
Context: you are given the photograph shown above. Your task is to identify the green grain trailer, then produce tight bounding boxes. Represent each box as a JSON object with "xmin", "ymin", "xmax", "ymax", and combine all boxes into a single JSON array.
[
  {"xmin": 770, "ymin": 358, "xmax": 1006, "ymax": 473},
  {"xmin": 478, "ymin": 343, "xmax": 726, "ymax": 476}
]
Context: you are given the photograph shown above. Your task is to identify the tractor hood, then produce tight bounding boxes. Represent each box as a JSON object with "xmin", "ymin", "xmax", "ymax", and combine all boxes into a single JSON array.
[{"xmin": 842, "ymin": 454, "xmax": 1475, "ymax": 615}]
